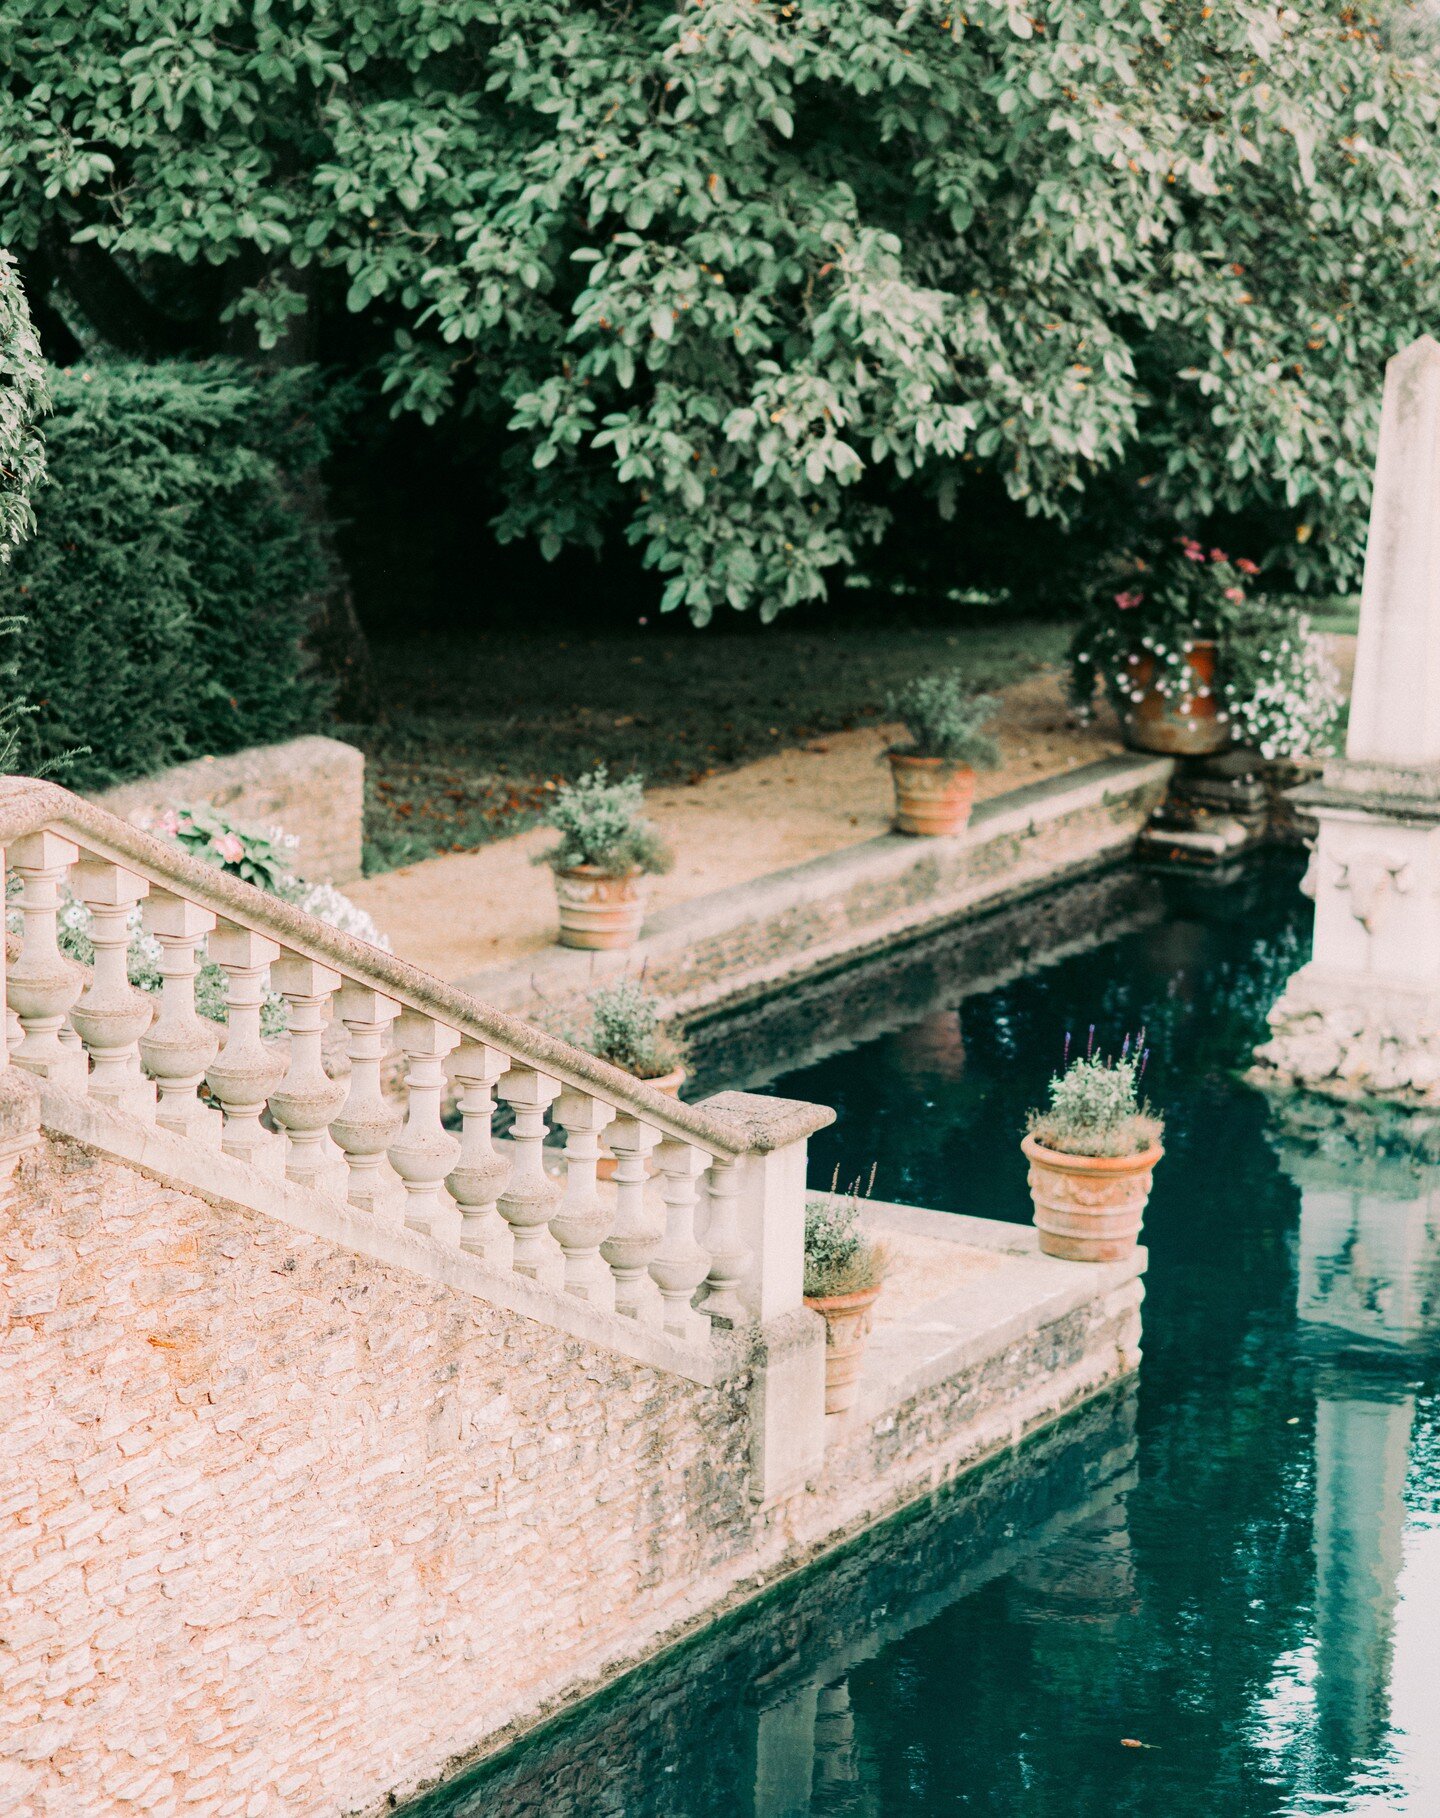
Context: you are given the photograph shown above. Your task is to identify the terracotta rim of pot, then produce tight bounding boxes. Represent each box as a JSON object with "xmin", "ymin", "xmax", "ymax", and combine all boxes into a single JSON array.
[
  {"xmin": 636, "ymin": 1064, "xmax": 685, "ymax": 1098},
  {"xmin": 556, "ymin": 862, "xmax": 644, "ymax": 882},
  {"xmin": 1021, "ymin": 1133, "xmax": 1165, "ymax": 1175},
  {"xmin": 804, "ymin": 1282, "xmax": 884, "ymax": 1314},
  {"xmin": 886, "ymin": 750, "xmax": 975, "ymax": 775}
]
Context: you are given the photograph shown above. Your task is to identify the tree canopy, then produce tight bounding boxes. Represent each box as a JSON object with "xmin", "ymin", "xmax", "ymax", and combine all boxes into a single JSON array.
[{"xmin": 4, "ymin": 1, "xmax": 1438, "ymax": 618}]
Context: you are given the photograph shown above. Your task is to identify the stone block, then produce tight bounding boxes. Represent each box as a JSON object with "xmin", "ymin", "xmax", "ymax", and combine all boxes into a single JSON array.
[{"xmin": 93, "ymin": 737, "xmax": 365, "ymax": 885}]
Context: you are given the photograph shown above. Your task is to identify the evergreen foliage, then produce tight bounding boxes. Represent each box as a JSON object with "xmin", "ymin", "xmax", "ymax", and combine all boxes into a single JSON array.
[
  {"xmin": 0, "ymin": 362, "xmax": 329, "ymax": 787},
  {"xmin": 3, "ymin": 4, "xmax": 1437, "ymax": 616},
  {"xmin": 888, "ymin": 671, "xmax": 1000, "ymax": 767},
  {"xmin": 0, "ymin": 249, "xmax": 47, "ymax": 567}
]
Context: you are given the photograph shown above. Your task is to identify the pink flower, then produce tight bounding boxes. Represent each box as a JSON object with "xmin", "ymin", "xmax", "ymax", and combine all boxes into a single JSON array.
[
  {"xmin": 1180, "ymin": 538, "xmax": 1205, "ymax": 563},
  {"xmin": 1235, "ymin": 557, "xmax": 1260, "ymax": 576},
  {"xmin": 1223, "ymin": 586, "xmax": 1244, "ymax": 603},
  {"xmin": 212, "ymin": 832, "xmax": 244, "ymax": 864},
  {"xmin": 154, "ymin": 809, "xmax": 180, "ymax": 837},
  {"xmin": 1208, "ymin": 547, "xmax": 1227, "ymax": 563},
  {"xmin": 1114, "ymin": 590, "xmax": 1144, "ymax": 611}
]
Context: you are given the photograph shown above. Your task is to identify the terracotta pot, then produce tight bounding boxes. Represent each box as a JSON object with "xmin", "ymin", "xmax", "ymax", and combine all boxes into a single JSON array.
[
  {"xmin": 553, "ymin": 866, "xmax": 647, "ymax": 950},
  {"xmin": 1121, "ymin": 640, "xmax": 1229, "ymax": 756},
  {"xmin": 597, "ymin": 1065, "xmax": 685, "ymax": 1180},
  {"xmin": 804, "ymin": 1282, "xmax": 883, "ymax": 1415},
  {"xmin": 1022, "ymin": 1132, "xmax": 1163, "ymax": 1263},
  {"xmin": 887, "ymin": 752, "xmax": 977, "ymax": 837}
]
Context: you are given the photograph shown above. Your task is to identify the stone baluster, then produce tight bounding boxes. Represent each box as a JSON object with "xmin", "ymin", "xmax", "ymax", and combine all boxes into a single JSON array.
[
  {"xmin": 699, "ymin": 1154, "xmax": 752, "ymax": 1327},
  {"xmin": 447, "ymin": 1041, "xmax": 513, "ymax": 1263},
  {"xmin": 138, "ymin": 890, "xmax": 220, "ymax": 1144},
  {"xmin": 268, "ymin": 956, "xmax": 346, "ymax": 1190},
  {"xmin": 599, "ymin": 1115, "xmax": 663, "ymax": 1323},
  {"xmin": 388, "ymin": 1012, "xmax": 461, "ymax": 1242},
  {"xmin": 7, "ymin": 831, "xmax": 87, "ymax": 1089},
  {"xmin": 69, "ymin": 857, "xmax": 155, "ymax": 1117},
  {"xmin": 496, "ymin": 1067, "xmax": 563, "ymax": 1284},
  {"xmin": 651, "ymin": 1140, "xmax": 713, "ymax": 1342},
  {"xmin": 205, "ymin": 923, "xmax": 286, "ymax": 1172},
  {"xmin": 551, "ymin": 1089, "xmax": 617, "ymax": 1307},
  {"xmin": 329, "ymin": 983, "xmax": 402, "ymax": 1219}
]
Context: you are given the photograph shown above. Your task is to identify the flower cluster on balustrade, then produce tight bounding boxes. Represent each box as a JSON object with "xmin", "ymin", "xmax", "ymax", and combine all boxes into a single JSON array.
[{"xmin": 2, "ymin": 829, "xmax": 754, "ymax": 1347}]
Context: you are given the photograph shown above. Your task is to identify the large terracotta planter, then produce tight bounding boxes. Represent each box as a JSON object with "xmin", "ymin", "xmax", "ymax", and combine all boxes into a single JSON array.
[
  {"xmin": 804, "ymin": 1282, "xmax": 883, "ymax": 1415},
  {"xmin": 887, "ymin": 752, "xmax": 977, "ymax": 837},
  {"xmin": 554, "ymin": 865, "xmax": 647, "ymax": 950},
  {"xmin": 1022, "ymin": 1133, "xmax": 1163, "ymax": 1263},
  {"xmin": 597, "ymin": 1065, "xmax": 684, "ymax": 1181},
  {"xmin": 1121, "ymin": 639, "xmax": 1228, "ymax": 756}
]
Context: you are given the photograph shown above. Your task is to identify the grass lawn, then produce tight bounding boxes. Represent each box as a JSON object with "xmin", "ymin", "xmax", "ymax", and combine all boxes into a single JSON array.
[{"xmin": 340, "ymin": 616, "xmax": 1070, "ymax": 873}]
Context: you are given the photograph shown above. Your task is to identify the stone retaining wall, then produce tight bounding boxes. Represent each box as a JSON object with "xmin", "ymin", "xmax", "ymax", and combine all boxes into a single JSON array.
[
  {"xmin": 1, "ymin": 1134, "xmax": 1141, "ymax": 1818},
  {"xmin": 93, "ymin": 737, "xmax": 365, "ymax": 885}
]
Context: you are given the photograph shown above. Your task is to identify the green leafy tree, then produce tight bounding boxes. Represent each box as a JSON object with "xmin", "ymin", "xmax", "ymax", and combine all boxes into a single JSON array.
[{"xmin": 4, "ymin": 2, "xmax": 1438, "ymax": 620}]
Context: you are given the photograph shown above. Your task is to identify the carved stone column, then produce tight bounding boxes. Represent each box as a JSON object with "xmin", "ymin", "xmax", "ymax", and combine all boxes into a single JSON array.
[
  {"xmin": 205, "ymin": 923, "xmax": 286, "ymax": 1172},
  {"xmin": 8, "ymin": 831, "xmax": 87, "ymax": 1090},
  {"xmin": 69, "ymin": 857, "xmax": 155, "ymax": 1117},
  {"xmin": 138, "ymin": 890, "xmax": 220, "ymax": 1144}
]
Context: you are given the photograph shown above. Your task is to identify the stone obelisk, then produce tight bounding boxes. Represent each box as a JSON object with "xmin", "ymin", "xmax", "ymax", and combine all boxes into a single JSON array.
[{"xmin": 1255, "ymin": 335, "xmax": 1440, "ymax": 1103}]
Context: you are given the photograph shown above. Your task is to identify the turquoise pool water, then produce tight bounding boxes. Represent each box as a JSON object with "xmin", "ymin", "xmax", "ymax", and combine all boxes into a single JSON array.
[{"xmin": 407, "ymin": 857, "xmax": 1440, "ymax": 1817}]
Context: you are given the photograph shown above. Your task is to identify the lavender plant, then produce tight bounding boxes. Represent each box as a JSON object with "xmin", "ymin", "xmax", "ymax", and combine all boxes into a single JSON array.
[
  {"xmin": 804, "ymin": 1168, "xmax": 887, "ymax": 1298},
  {"xmin": 1026, "ymin": 1032, "xmax": 1163, "ymax": 1159}
]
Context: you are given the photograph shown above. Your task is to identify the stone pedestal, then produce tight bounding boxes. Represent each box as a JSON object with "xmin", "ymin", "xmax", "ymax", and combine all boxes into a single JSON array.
[
  {"xmin": 1256, "ymin": 767, "xmax": 1440, "ymax": 1101},
  {"xmin": 1255, "ymin": 336, "xmax": 1440, "ymax": 1105}
]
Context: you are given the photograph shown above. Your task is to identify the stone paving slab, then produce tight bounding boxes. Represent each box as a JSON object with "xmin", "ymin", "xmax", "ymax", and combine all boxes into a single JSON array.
[
  {"xmin": 347, "ymin": 672, "xmax": 1122, "ymax": 985},
  {"xmin": 857, "ymin": 1198, "xmax": 1146, "ymax": 1426}
]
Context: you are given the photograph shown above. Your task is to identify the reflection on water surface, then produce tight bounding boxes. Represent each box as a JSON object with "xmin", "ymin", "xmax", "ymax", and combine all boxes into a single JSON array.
[{"xmin": 406, "ymin": 857, "xmax": 1440, "ymax": 1818}]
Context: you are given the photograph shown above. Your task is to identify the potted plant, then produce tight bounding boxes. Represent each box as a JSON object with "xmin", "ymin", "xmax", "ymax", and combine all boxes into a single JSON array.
[
  {"xmin": 1022, "ymin": 1036, "xmax": 1164, "ymax": 1262},
  {"xmin": 535, "ymin": 766, "xmax": 672, "ymax": 950},
  {"xmin": 885, "ymin": 671, "xmax": 1000, "ymax": 836},
  {"xmin": 582, "ymin": 979, "xmax": 689, "ymax": 1179},
  {"xmin": 1070, "ymin": 536, "xmax": 1259, "ymax": 756},
  {"xmin": 803, "ymin": 1174, "xmax": 887, "ymax": 1415}
]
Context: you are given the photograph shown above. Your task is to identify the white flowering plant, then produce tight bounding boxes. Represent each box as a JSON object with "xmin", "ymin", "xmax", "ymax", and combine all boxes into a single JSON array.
[
  {"xmin": 1221, "ymin": 599, "xmax": 1343, "ymax": 761},
  {"xmin": 1070, "ymin": 536, "xmax": 1341, "ymax": 760}
]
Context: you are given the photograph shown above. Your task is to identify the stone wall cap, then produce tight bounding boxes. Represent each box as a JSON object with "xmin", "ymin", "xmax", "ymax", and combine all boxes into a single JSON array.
[
  {"xmin": 694, "ymin": 1090, "xmax": 836, "ymax": 1152},
  {"xmin": 1291, "ymin": 755, "xmax": 1440, "ymax": 822}
]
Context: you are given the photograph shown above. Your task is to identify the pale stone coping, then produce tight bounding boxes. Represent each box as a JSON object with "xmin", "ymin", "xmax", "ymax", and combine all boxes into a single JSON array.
[
  {"xmin": 93, "ymin": 735, "xmax": 366, "ymax": 883},
  {"xmin": 853, "ymin": 1196, "xmax": 1147, "ymax": 1422},
  {"xmin": 458, "ymin": 753, "xmax": 1174, "ymax": 1014},
  {"xmin": 34, "ymin": 1079, "xmax": 742, "ymax": 1387},
  {"xmin": 0, "ymin": 777, "xmax": 782, "ymax": 1162}
]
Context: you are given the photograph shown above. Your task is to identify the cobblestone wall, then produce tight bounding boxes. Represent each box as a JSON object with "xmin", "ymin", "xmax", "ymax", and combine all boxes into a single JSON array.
[{"xmin": 0, "ymin": 1137, "xmax": 753, "ymax": 1818}]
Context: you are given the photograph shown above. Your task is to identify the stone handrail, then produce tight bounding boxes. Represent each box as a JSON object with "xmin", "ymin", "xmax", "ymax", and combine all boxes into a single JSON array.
[
  {"xmin": 0, "ymin": 776, "xmax": 834, "ymax": 1359},
  {"xmin": 0, "ymin": 778, "xmax": 818, "ymax": 1159}
]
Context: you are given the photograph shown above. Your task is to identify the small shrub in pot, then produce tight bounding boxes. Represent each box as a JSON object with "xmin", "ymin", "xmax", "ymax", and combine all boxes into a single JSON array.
[
  {"xmin": 885, "ymin": 671, "xmax": 1000, "ymax": 836},
  {"xmin": 803, "ymin": 1172, "xmax": 888, "ymax": 1414},
  {"xmin": 535, "ymin": 767, "xmax": 672, "ymax": 949},
  {"xmin": 587, "ymin": 978, "xmax": 687, "ymax": 1086},
  {"xmin": 1022, "ymin": 1037, "xmax": 1164, "ymax": 1262}
]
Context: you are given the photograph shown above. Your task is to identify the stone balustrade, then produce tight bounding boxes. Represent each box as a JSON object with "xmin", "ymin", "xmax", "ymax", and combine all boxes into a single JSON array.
[{"xmin": 0, "ymin": 778, "xmax": 834, "ymax": 1370}]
